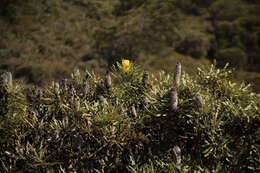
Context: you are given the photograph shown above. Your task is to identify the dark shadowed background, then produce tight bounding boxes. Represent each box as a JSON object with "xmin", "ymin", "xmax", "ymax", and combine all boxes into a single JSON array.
[{"xmin": 0, "ymin": 0, "xmax": 259, "ymax": 91}]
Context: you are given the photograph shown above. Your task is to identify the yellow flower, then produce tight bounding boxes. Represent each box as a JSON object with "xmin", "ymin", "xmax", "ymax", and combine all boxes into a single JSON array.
[{"xmin": 122, "ymin": 59, "xmax": 131, "ymax": 72}]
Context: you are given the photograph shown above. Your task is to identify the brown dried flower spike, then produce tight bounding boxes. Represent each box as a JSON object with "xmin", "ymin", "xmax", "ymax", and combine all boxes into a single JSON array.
[
  {"xmin": 142, "ymin": 71, "xmax": 149, "ymax": 87},
  {"xmin": 104, "ymin": 71, "xmax": 112, "ymax": 90},
  {"xmin": 129, "ymin": 105, "xmax": 137, "ymax": 118},
  {"xmin": 195, "ymin": 93, "xmax": 203, "ymax": 112}
]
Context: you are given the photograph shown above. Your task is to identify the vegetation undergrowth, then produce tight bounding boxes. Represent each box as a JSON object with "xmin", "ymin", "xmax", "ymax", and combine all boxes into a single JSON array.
[{"xmin": 0, "ymin": 61, "xmax": 259, "ymax": 172}]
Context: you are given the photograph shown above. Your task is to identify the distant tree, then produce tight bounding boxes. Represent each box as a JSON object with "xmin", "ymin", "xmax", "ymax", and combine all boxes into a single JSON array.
[
  {"xmin": 209, "ymin": 0, "xmax": 246, "ymax": 21},
  {"xmin": 216, "ymin": 47, "xmax": 248, "ymax": 70},
  {"xmin": 0, "ymin": 0, "xmax": 19, "ymax": 22},
  {"xmin": 91, "ymin": 0, "xmax": 180, "ymax": 65},
  {"xmin": 113, "ymin": 0, "xmax": 147, "ymax": 16}
]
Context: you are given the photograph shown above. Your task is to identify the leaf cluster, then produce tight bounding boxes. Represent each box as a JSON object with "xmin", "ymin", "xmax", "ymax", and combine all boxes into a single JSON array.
[{"xmin": 0, "ymin": 63, "xmax": 259, "ymax": 172}]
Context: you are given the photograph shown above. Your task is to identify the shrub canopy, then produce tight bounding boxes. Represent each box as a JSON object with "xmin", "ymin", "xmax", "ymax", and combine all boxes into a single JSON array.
[{"xmin": 0, "ymin": 63, "xmax": 259, "ymax": 172}]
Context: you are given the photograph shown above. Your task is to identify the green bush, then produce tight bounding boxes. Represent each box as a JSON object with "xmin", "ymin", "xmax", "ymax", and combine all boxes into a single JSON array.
[
  {"xmin": 216, "ymin": 22, "xmax": 235, "ymax": 41},
  {"xmin": 0, "ymin": 62, "xmax": 259, "ymax": 172},
  {"xmin": 91, "ymin": 25, "xmax": 140, "ymax": 66},
  {"xmin": 175, "ymin": 31, "xmax": 211, "ymax": 58},
  {"xmin": 0, "ymin": 0, "xmax": 20, "ymax": 22},
  {"xmin": 235, "ymin": 16, "xmax": 260, "ymax": 31},
  {"xmin": 209, "ymin": 0, "xmax": 245, "ymax": 21},
  {"xmin": 216, "ymin": 47, "xmax": 248, "ymax": 70}
]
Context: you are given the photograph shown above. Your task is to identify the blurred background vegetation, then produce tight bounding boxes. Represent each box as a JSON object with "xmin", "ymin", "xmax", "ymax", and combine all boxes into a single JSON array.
[{"xmin": 0, "ymin": 0, "xmax": 259, "ymax": 91}]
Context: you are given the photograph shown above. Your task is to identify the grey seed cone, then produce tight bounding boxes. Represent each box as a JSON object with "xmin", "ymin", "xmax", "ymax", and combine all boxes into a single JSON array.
[
  {"xmin": 75, "ymin": 97, "xmax": 80, "ymax": 111},
  {"xmin": 59, "ymin": 79, "xmax": 68, "ymax": 91},
  {"xmin": 98, "ymin": 95, "xmax": 108, "ymax": 105},
  {"xmin": 142, "ymin": 96, "xmax": 149, "ymax": 108},
  {"xmin": 87, "ymin": 119, "xmax": 92, "ymax": 127},
  {"xmin": 170, "ymin": 87, "xmax": 178, "ymax": 111},
  {"xmin": 62, "ymin": 116, "xmax": 69, "ymax": 128},
  {"xmin": 142, "ymin": 71, "xmax": 149, "ymax": 86},
  {"xmin": 54, "ymin": 82, "xmax": 60, "ymax": 96},
  {"xmin": 104, "ymin": 71, "xmax": 112, "ymax": 89},
  {"xmin": 0, "ymin": 71, "xmax": 12, "ymax": 88},
  {"xmin": 129, "ymin": 105, "xmax": 137, "ymax": 118},
  {"xmin": 35, "ymin": 89, "xmax": 43, "ymax": 99},
  {"xmin": 213, "ymin": 59, "xmax": 217, "ymax": 66},
  {"xmin": 74, "ymin": 68, "xmax": 80, "ymax": 77},
  {"xmin": 174, "ymin": 62, "xmax": 181, "ymax": 86},
  {"xmin": 195, "ymin": 93, "xmax": 203, "ymax": 112},
  {"xmin": 83, "ymin": 81, "xmax": 89, "ymax": 95},
  {"xmin": 67, "ymin": 79, "xmax": 74, "ymax": 90},
  {"xmin": 111, "ymin": 126, "xmax": 116, "ymax": 135},
  {"xmin": 173, "ymin": 145, "xmax": 181, "ymax": 164},
  {"xmin": 53, "ymin": 130, "xmax": 60, "ymax": 141},
  {"xmin": 71, "ymin": 87, "xmax": 77, "ymax": 97}
]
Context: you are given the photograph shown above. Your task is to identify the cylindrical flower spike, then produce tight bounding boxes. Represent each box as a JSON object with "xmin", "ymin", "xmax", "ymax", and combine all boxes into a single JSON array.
[
  {"xmin": 142, "ymin": 96, "xmax": 149, "ymax": 109},
  {"xmin": 170, "ymin": 87, "xmax": 178, "ymax": 111},
  {"xmin": 75, "ymin": 97, "xmax": 80, "ymax": 111},
  {"xmin": 129, "ymin": 105, "xmax": 137, "ymax": 118},
  {"xmin": 104, "ymin": 71, "xmax": 112, "ymax": 90},
  {"xmin": 52, "ymin": 129, "xmax": 60, "ymax": 142},
  {"xmin": 62, "ymin": 115, "xmax": 69, "ymax": 128},
  {"xmin": 35, "ymin": 89, "xmax": 43, "ymax": 99},
  {"xmin": 174, "ymin": 62, "xmax": 181, "ymax": 87},
  {"xmin": 142, "ymin": 71, "xmax": 149, "ymax": 87},
  {"xmin": 54, "ymin": 82, "xmax": 60, "ymax": 96},
  {"xmin": 111, "ymin": 126, "xmax": 116, "ymax": 135},
  {"xmin": 195, "ymin": 93, "xmax": 203, "ymax": 112},
  {"xmin": 67, "ymin": 80, "xmax": 74, "ymax": 91},
  {"xmin": 173, "ymin": 145, "xmax": 181, "ymax": 164},
  {"xmin": 98, "ymin": 95, "xmax": 108, "ymax": 105},
  {"xmin": 70, "ymin": 87, "xmax": 77, "ymax": 103},
  {"xmin": 83, "ymin": 81, "xmax": 89, "ymax": 96},
  {"xmin": 213, "ymin": 59, "xmax": 217, "ymax": 66},
  {"xmin": 0, "ymin": 71, "xmax": 12, "ymax": 88},
  {"xmin": 74, "ymin": 68, "xmax": 80, "ymax": 77},
  {"xmin": 122, "ymin": 59, "xmax": 131, "ymax": 72},
  {"xmin": 87, "ymin": 119, "xmax": 92, "ymax": 128},
  {"xmin": 60, "ymin": 79, "xmax": 68, "ymax": 92}
]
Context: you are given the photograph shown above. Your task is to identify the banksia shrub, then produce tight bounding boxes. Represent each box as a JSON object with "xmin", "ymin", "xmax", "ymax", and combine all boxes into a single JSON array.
[{"xmin": 0, "ymin": 63, "xmax": 259, "ymax": 173}]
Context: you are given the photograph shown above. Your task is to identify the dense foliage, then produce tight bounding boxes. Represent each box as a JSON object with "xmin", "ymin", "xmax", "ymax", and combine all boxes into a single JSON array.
[
  {"xmin": 0, "ymin": 62, "xmax": 259, "ymax": 172},
  {"xmin": 0, "ymin": 0, "xmax": 259, "ymax": 88}
]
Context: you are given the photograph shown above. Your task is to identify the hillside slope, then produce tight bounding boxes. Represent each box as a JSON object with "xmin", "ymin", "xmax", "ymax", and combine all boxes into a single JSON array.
[{"xmin": 0, "ymin": 0, "xmax": 259, "ymax": 90}]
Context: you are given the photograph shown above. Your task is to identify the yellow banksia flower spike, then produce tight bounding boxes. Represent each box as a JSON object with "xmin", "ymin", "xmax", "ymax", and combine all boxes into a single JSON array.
[{"xmin": 122, "ymin": 59, "xmax": 131, "ymax": 72}]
